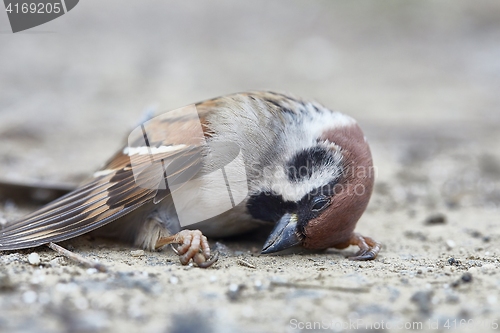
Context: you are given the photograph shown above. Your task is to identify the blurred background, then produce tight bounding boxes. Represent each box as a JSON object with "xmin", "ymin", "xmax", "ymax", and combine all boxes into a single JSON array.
[
  {"xmin": 1, "ymin": 1, "xmax": 499, "ymax": 186},
  {"xmin": 1, "ymin": 1, "xmax": 500, "ymax": 332}
]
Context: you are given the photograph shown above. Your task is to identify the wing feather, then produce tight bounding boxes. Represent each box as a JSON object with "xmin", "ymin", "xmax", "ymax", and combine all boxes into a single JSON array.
[
  {"xmin": 0, "ymin": 91, "xmax": 296, "ymax": 250},
  {"xmin": 0, "ymin": 122, "xmax": 206, "ymax": 250}
]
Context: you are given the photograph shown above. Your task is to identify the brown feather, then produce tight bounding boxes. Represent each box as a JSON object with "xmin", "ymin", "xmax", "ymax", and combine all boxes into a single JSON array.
[
  {"xmin": 0, "ymin": 105, "xmax": 211, "ymax": 250},
  {"xmin": 0, "ymin": 91, "xmax": 319, "ymax": 251}
]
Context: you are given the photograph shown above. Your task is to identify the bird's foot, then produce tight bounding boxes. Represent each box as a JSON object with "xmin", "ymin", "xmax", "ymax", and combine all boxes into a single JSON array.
[
  {"xmin": 348, "ymin": 233, "xmax": 381, "ymax": 261},
  {"xmin": 155, "ymin": 229, "xmax": 219, "ymax": 268}
]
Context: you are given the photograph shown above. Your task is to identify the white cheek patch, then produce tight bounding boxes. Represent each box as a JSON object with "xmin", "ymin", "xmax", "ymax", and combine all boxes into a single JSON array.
[
  {"xmin": 123, "ymin": 144, "xmax": 187, "ymax": 156},
  {"xmin": 259, "ymin": 162, "xmax": 342, "ymax": 202}
]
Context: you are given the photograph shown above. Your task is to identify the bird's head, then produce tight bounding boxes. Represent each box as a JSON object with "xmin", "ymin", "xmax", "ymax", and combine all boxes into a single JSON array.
[{"xmin": 255, "ymin": 121, "xmax": 374, "ymax": 254}]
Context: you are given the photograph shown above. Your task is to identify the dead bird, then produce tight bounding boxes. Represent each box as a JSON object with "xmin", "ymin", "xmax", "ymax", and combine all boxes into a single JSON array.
[{"xmin": 0, "ymin": 91, "xmax": 380, "ymax": 267}]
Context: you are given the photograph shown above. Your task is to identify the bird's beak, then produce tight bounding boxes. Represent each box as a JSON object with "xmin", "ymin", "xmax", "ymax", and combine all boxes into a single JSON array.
[{"xmin": 261, "ymin": 213, "xmax": 301, "ymax": 254}]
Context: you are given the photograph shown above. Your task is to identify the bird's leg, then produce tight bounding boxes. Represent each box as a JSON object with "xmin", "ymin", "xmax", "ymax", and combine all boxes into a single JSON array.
[
  {"xmin": 347, "ymin": 233, "xmax": 381, "ymax": 261},
  {"xmin": 155, "ymin": 229, "xmax": 218, "ymax": 268}
]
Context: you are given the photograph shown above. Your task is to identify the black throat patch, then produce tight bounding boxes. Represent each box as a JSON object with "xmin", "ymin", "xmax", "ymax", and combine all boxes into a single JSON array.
[{"xmin": 246, "ymin": 192, "xmax": 297, "ymax": 223}]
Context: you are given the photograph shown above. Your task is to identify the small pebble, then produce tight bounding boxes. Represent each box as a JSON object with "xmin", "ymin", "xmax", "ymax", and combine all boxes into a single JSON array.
[
  {"xmin": 425, "ymin": 213, "xmax": 447, "ymax": 225},
  {"xmin": 28, "ymin": 253, "xmax": 40, "ymax": 266},
  {"xmin": 169, "ymin": 275, "xmax": 179, "ymax": 285},
  {"xmin": 446, "ymin": 240, "xmax": 456, "ymax": 249},
  {"xmin": 469, "ymin": 230, "xmax": 482, "ymax": 238},
  {"xmin": 461, "ymin": 272, "xmax": 473, "ymax": 283},
  {"xmin": 227, "ymin": 283, "xmax": 246, "ymax": 301},
  {"xmin": 130, "ymin": 250, "xmax": 145, "ymax": 257}
]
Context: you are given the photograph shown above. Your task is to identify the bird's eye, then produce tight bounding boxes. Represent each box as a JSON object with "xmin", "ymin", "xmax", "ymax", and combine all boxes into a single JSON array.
[{"xmin": 311, "ymin": 198, "xmax": 330, "ymax": 211}]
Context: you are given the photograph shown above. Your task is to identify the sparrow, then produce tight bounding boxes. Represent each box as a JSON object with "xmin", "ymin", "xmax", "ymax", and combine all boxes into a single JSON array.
[{"xmin": 0, "ymin": 91, "xmax": 380, "ymax": 267}]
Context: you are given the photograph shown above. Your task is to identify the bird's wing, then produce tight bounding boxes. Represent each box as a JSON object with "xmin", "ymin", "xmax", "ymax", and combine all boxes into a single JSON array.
[
  {"xmin": 0, "ymin": 91, "xmax": 300, "ymax": 250},
  {"xmin": 0, "ymin": 106, "xmax": 209, "ymax": 251}
]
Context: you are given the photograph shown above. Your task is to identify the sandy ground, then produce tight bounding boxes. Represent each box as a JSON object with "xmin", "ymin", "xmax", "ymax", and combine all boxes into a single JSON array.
[{"xmin": 1, "ymin": 1, "xmax": 500, "ymax": 332}]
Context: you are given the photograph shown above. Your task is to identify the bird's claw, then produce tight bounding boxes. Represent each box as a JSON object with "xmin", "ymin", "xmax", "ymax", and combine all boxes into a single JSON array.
[
  {"xmin": 192, "ymin": 250, "xmax": 219, "ymax": 268},
  {"xmin": 348, "ymin": 233, "xmax": 381, "ymax": 261},
  {"xmin": 158, "ymin": 230, "xmax": 218, "ymax": 268}
]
